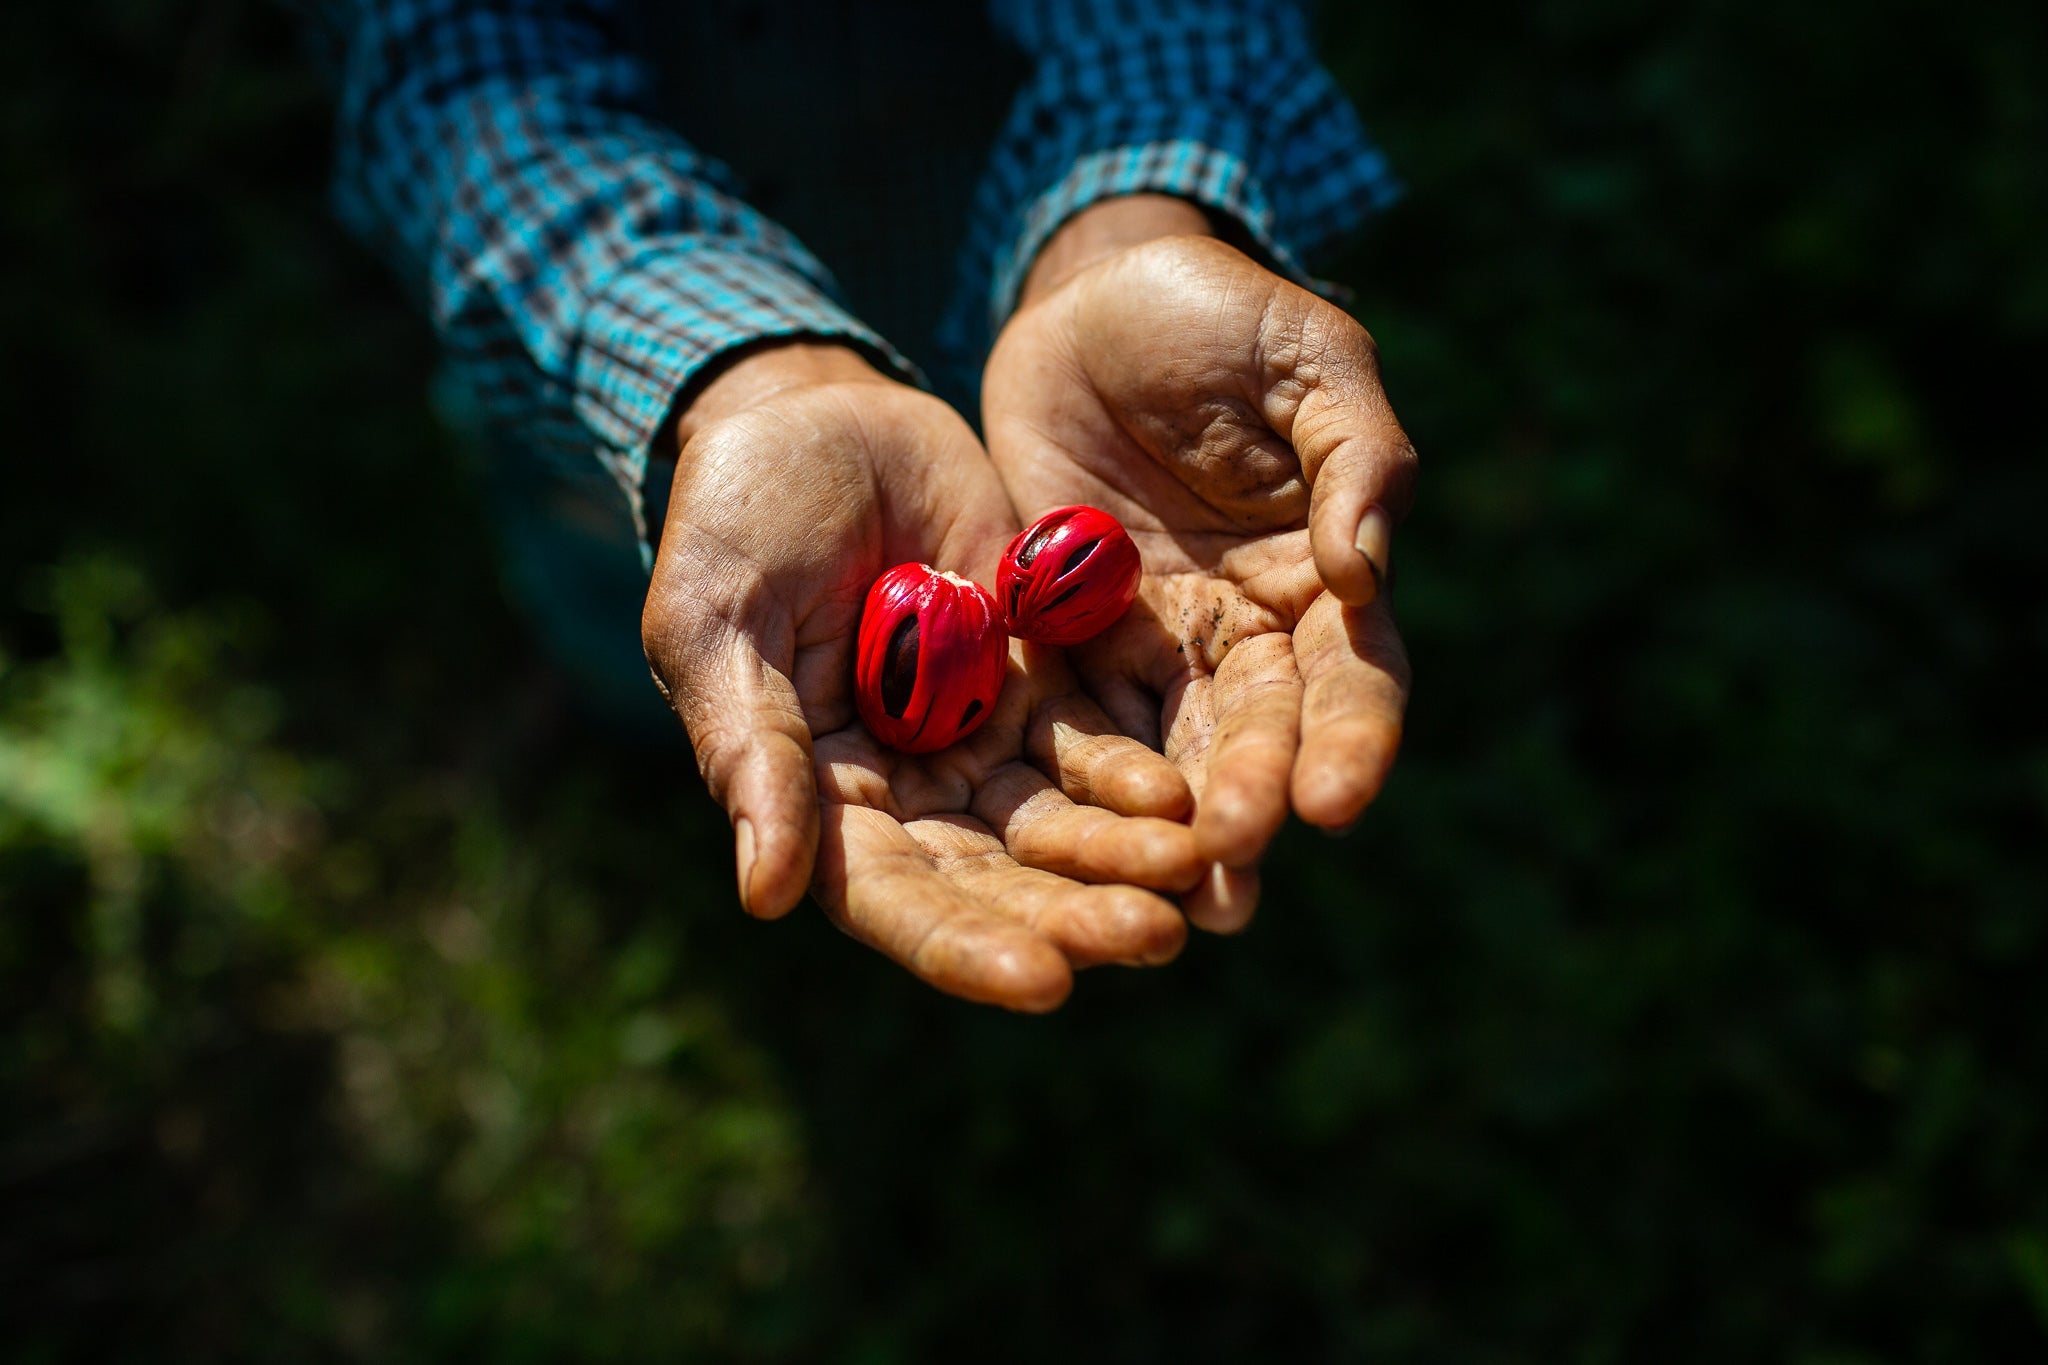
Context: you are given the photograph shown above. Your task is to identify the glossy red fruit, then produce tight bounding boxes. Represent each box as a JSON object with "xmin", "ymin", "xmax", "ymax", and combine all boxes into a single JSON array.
[
  {"xmin": 997, "ymin": 505, "xmax": 1142, "ymax": 645},
  {"xmin": 854, "ymin": 563, "xmax": 1008, "ymax": 753}
]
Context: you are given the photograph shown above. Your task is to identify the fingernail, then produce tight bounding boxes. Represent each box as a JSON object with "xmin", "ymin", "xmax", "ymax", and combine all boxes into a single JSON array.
[
  {"xmin": 1354, "ymin": 505, "xmax": 1392, "ymax": 597},
  {"xmin": 733, "ymin": 816, "xmax": 757, "ymax": 912}
]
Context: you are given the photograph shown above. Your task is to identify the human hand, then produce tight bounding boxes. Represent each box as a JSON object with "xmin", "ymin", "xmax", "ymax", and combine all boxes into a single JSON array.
[
  {"xmin": 642, "ymin": 342, "xmax": 1201, "ymax": 1009},
  {"xmin": 982, "ymin": 199, "xmax": 1417, "ymax": 931}
]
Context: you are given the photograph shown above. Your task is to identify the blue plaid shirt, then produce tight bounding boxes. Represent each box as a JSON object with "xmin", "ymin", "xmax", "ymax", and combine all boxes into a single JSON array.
[{"xmin": 312, "ymin": 0, "xmax": 1397, "ymax": 717}]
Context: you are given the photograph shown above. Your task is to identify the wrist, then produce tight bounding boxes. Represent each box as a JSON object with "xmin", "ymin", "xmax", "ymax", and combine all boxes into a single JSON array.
[
  {"xmin": 1017, "ymin": 194, "xmax": 1214, "ymax": 309},
  {"xmin": 675, "ymin": 339, "xmax": 889, "ymax": 445}
]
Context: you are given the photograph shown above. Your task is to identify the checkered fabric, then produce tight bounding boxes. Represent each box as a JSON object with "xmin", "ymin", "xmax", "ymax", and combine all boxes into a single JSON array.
[{"xmin": 943, "ymin": 0, "xmax": 1403, "ymax": 381}]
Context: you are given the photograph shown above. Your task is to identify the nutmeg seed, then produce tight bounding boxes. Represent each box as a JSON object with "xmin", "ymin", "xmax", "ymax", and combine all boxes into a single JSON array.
[
  {"xmin": 996, "ymin": 505, "xmax": 1142, "ymax": 646},
  {"xmin": 854, "ymin": 563, "xmax": 1008, "ymax": 753}
]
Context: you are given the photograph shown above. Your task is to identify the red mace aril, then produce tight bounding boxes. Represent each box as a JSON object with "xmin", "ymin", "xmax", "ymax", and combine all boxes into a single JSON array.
[
  {"xmin": 996, "ymin": 505, "xmax": 1142, "ymax": 646},
  {"xmin": 854, "ymin": 563, "xmax": 1008, "ymax": 754}
]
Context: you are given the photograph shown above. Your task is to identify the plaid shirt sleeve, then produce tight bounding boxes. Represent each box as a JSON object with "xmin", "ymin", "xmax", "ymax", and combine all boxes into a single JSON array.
[
  {"xmin": 321, "ymin": 0, "xmax": 904, "ymax": 542},
  {"xmin": 945, "ymin": 0, "xmax": 1401, "ymax": 372}
]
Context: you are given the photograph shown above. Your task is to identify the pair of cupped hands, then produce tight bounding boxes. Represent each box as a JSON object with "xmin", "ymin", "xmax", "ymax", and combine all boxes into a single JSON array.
[{"xmin": 641, "ymin": 198, "xmax": 1417, "ymax": 1010}]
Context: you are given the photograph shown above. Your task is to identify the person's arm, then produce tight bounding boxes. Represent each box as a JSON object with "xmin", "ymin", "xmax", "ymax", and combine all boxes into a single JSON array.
[
  {"xmin": 323, "ymin": 0, "xmax": 905, "ymax": 548},
  {"xmin": 945, "ymin": 0, "xmax": 1401, "ymax": 377}
]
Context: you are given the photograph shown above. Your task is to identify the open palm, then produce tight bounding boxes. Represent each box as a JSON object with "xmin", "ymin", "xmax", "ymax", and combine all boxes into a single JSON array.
[{"xmin": 983, "ymin": 235, "xmax": 1417, "ymax": 932}]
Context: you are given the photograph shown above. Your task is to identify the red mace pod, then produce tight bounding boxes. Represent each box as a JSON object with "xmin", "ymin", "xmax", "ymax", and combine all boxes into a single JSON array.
[
  {"xmin": 996, "ymin": 505, "xmax": 1142, "ymax": 645},
  {"xmin": 854, "ymin": 563, "xmax": 1008, "ymax": 753}
]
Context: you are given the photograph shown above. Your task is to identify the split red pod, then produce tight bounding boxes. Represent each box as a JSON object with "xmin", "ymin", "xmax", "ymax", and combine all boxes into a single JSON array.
[
  {"xmin": 854, "ymin": 563, "xmax": 1008, "ymax": 754},
  {"xmin": 997, "ymin": 505, "xmax": 1142, "ymax": 646}
]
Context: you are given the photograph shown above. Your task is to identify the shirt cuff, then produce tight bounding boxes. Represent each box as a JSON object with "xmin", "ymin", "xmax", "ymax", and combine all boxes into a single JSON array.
[{"xmin": 571, "ymin": 242, "xmax": 917, "ymax": 559}]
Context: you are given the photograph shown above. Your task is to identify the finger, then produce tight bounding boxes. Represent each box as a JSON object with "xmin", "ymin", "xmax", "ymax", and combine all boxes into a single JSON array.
[
  {"xmin": 1026, "ymin": 688, "xmax": 1191, "ymax": 820},
  {"xmin": 644, "ymin": 578, "xmax": 816, "ymax": 920},
  {"xmin": 905, "ymin": 816, "xmax": 1187, "ymax": 969},
  {"xmin": 1258, "ymin": 296, "xmax": 1419, "ymax": 608},
  {"xmin": 1190, "ymin": 632, "xmax": 1302, "ymax": 868},
  {"xmin": 1291, "ymin": 594, "xmax": 1412, "ymax": 829},
  {"xmin": 971, "ymin": 761, "xmax": 1203, "ymax": 892},
  {"xmin": 814, "ymin": 803, "xmax": 1074, "ymax": 1010},
  {"xmin": 1184, "ymin": 863, "xmax": 1261, "ymax": 936},
  {"xmin": 1160, "ymin": 671, "xmax": 1216, "ymax": 802}
]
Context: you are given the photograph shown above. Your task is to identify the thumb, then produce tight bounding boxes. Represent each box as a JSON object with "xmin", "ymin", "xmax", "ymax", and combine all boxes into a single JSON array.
[
  {"xmin": 1262, "ymin": 299, "xmax": 1419, "ymax": 607},
  {"xmin": 643, "ymin": 580, "xmax": 819, "ymax": 920}
]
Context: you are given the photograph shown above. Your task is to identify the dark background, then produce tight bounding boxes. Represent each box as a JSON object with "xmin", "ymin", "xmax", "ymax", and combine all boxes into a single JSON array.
[{"xmin": 3, "ymin": 0, "xmax": 2045, "ymax": 1360}]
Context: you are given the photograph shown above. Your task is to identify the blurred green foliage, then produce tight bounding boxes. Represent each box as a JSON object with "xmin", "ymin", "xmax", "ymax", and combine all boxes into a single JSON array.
[{"xmin": 3, "ymin": 0, "xmax": 2045, "ymax": 1361}]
